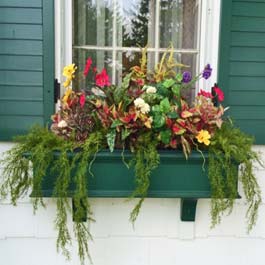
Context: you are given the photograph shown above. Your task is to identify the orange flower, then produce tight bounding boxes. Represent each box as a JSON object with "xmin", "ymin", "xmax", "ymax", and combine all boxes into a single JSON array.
[{"xmin": 196, "ymin": 130, "xmax": 211, "ymax": 145}]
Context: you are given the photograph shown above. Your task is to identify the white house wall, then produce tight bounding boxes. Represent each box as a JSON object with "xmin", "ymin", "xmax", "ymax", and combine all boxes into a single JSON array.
[{"xmin": 0, "ymin": 143, "xmax": 265, "ymax": 265}]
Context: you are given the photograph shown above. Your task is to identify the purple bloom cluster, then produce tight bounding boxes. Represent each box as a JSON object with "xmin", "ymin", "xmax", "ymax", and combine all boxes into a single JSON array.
[
  {"xmin": 202, "ymin": 64, "xmax": 212, "ymax": 80},
  {"xmin": 182, "ymin": 71, "xmax": 192, "ymax": 83}
]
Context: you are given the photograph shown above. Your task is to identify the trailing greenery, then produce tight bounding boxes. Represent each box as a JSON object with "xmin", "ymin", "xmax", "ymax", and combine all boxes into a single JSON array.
[
  {"xmin": 129, "ymin": 133, "xmax": 160, "ymax": 223},
  {"xmin": 0, "ymin": 126, "xmax": 105, "ymax": 264},
  {"xmin": 209, "ymin": 122, "xmax": 263, "ymax": 231}
]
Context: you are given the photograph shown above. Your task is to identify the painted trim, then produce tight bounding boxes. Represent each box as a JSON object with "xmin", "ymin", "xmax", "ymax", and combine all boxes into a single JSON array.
[
  {"xmin": 43, "ymin": 0, "xmax": 55, "ymax": 125},
  {"xmin": 217, "ymin": 0, "xmax": 233, "ymax": 103},
  {"xmin": 198, "ymin": 0, "xmax": 221, "ymax": 92}
]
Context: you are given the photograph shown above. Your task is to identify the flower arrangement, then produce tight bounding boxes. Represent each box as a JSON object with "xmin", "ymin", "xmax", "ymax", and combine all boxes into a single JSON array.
[{"xmin": 0, "ymin": 47, "xmax": 263, "ymax": 264}]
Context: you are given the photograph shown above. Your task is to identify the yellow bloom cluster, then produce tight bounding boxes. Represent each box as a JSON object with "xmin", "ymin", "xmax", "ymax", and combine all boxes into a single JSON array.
[
  {"xmin": 196, "ymin": 130, "xmax": 211, "ymax": 146},
  {"xmin": 63, "ymin": 64, "xmax": 77, "ymax": 88}
]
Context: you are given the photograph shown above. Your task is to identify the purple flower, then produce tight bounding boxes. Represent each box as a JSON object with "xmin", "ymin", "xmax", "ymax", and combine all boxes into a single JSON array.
[
  {"xmin": 182, "ymin": 71, "xmax": 192, "ymax": 83},
  {"xmin": 202, "ymin": 64, "xmax": 212, "ymax": 80}
]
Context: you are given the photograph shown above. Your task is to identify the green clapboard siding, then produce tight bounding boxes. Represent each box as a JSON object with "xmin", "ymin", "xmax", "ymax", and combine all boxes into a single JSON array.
[
  {"xmin": 0, "ymin": 0, "xmax": 54, "ymax": 140},
  {"xmin": 218, "ymin": 0, "xmax": 265, "ymax": 144}
]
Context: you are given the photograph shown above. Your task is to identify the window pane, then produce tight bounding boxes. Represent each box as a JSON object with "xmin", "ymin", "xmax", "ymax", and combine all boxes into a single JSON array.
[
  {"xmin": 116, "ymin": 51, "xmax": 155, "ymax": 83},
  {"xmin": 119, "ymin": 0, "xmax": 156, "ymax": 47},
  {"xmin": 160, "ymin": 0, "xmax": 198, "ymax": 49},
  {"xmin": 73, "ymin": 0, "xmax": 113, "ymax": 46},
  {"xmin": 73, "ymin": 49, "xmax": 113, "ymax": 90}
]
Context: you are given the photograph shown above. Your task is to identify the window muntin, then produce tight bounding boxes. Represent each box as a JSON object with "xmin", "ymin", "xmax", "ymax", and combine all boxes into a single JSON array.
[{"xmin": 72, "ymin": 0, "xmax": 200, "ymax": 88}]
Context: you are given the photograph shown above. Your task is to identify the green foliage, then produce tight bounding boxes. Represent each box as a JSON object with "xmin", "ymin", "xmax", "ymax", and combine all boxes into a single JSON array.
[
  {"xmin": 0, "ymin": 126, "xmax": 104, "ymax": 265},
  {"xmin": 129, "ymin": 133, "xmax": 160, "ymax": 223},
  {"xmin": 209, "ymin": 122, "xmax": 262, "ymax": 232}
]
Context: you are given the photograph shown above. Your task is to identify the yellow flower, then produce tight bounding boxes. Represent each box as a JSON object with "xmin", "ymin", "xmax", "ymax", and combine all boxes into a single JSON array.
[
  {"xmin": 196, "ymin": 130, "xmax": 211, "ymax": 146},
  {"xmin": 62, "ymin": 88, "xmax": 72, "ymax": 103},
  {"xmin": 63, "ymin": 64, "xmax": 77, "ymax": 79},
  {"xmin": 63, "ymin": 78, "xmax": 71, "ymax": 88}
]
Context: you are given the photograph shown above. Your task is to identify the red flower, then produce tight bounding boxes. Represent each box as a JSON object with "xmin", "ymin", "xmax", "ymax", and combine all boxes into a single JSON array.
[
  {"xmin": 79, "ymin": 94, "xmax": 86, "ymax": 108},
  {"xmin": 197, "ymin": 89, "xmax": 213, "ymax": 99},
  {"xmin": 135, "ymin": 79, "xmax": 144, "ymax": 86},
  {"xmin": 83, "ymin": 57, "xmax": 92, "ymax": 76},
  {"xmin": 95, "ymin": 68, "xmax": 111, "ymax": 87},
  {"xmin": 120, "ymin": 113, "xmax": 137, "ymax": 124},
  {"xmin": 213, "ymin": 86, "xmax": 224, "ymax": 102}
]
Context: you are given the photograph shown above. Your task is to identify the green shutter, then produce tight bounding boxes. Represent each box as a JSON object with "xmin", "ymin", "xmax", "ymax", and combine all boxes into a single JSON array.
[
  {"xmin": 218, "ymin": 0, "xmax": 265, "ymax": 144},
  {"xmin": 0, "ymin": 0, "xmax": 54, "ymax": 141}
]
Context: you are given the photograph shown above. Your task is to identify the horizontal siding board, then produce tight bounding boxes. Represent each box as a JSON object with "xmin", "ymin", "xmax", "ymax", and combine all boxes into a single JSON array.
[
  {"xmin": 0, "ymin": 85, "xmax": 43, "ymax": 99},
  {"xmin": 0, "ymin": 55, "xmax": 42, "ymax": 71},
  {"xmin": 232, "ymin": 120, "xmax": 265, "ymax": 144},
  {"xmin": 0, "ymin": 40, "xmax": 43, "ymax": 55},
  {"xmin": 0, "ymin": 71, "xmax": 43, "ymax": 86},
  {"xmin": 231, "ymin": 16, "xmax": 265, "ymax": 32},
  {"xmin": 0, "ymin": 8, "xmax": 42, "ymax": 24},
  {"xmin": 228, "ymin": 91, "xmax": 265, "ymax": 105},
  {"xmin": 0, "ymin": 101, "xmax": 43, "ymax": 116},
  {"xmin": 228, "ymin": 106, "xmax": 265, "ymax": 119},
  {"xmin": 233, "ymin": 0, "xmax": 265, "ymax": 2},
  {"xmin": 230, "ymin": 76, "xmax": 265, "ymax": 91},
  {"xmin": 231, "ymin": 32, "xmax": 265, "ymax": 47},
  {"xmin": 230, "ymin": 61, "xmax": 265, "ymax": 76},
  {"xmin": 0, "ymin": 116, "xmax": 44, "ymax": 140},
  {"xmin": 231, "ymin": 47, "xmax": 265, "ymax": 61},
  {"xmin": 232, "ymin": 2, "xmax": 265, "ymax": 17},
  {"xmin": 0, "ymin": 24, "xmax": 42, "ymax": 40},
  {"xmin": 0, "ymin": 0, "xmax": 42, "ymax": 8}
]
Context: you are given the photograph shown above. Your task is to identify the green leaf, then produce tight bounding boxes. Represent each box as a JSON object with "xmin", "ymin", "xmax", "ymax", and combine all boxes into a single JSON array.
[
  {"xmin": 153, "ymin": 113, "xmax": 166, "ymax": 128},
  {"xmin": 122, "ymin": 128, "xmax": 130, "ymax": 140},
  {"xmin": 162, "ymin": 78, "xmax": 175, "ymax": 88},
  {"xmin": 106, "ymin": 130, "xmax": 116, "ymax": 152},
  {"xmin": 152, "ymin": 104, "xmax": 161, "ymax": 113},
  {"xmin": 167, "ymin": 112, "xmax": 179, "ymax": 119},
  {"xmin": 172, "ymin": 84, "xmax": 181, "ymax": 97},
  {"xmin": 111, "ymin": 119, "xmax": 123, "ymax": 128},
  {"xmin": 160, "ymin": 98, "xmax": 171, "ymax": 113},
  {"xmin": 160, "ymin": 129, "xmax": 171, "ymax": 144},
  {"xmin": 175, "ymin": 73, "xmax": 183, "ymax": 82}
]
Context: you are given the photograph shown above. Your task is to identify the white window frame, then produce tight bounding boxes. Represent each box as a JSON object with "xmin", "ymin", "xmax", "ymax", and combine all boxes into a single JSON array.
[{"xmin": 55, "ymin": 0, "xmax": 221, "ymax": 95}]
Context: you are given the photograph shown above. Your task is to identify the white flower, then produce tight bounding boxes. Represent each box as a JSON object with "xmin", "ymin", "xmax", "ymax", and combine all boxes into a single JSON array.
[
  {"xmin": 141, "ymin": 103, "xmax": 150, "ymax": 114},
  {"xmin": 146, "ymin": 86, "xmax": 157, "ymax": 94},
  {"xmin": 134, "ymin": 98, "xmax": 145, "ymax": 108},
  {"xmin": 58, "ymin": 120, "xmax": 67, "ymax": 128}
]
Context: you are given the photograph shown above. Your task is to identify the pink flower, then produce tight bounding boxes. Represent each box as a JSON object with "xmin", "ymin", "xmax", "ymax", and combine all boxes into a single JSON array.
[
  {"xmin": 83, "ymin": 57, "xmax": 92, "ymax": 76},
  {"xmin": 79, "ymin": 94, "xmax": 86, "ymax": 108},
  {"xmin": 197, "ymin": 89, "xmax": 213, "ymax": 99},
  {"xmin": 213, "ymin": 86, "xmax": 224, "ymax": 102},
  {"xmin": 95, "ymin": 68, "xmax": 111, "ymax": 87}
]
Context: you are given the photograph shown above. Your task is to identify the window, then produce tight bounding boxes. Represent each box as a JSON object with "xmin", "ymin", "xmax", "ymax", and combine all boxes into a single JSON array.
[{"xmin": 55, "ymin": 0, "xmax": 220, "ymax": 94}]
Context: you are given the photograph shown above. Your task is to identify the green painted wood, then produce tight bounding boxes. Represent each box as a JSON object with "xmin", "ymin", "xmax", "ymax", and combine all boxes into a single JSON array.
[
  {"xmin": 0, "ymin": 55, "xmax": 42, "ymax": 71},
  {"xmin": 218, "ymin": 0, "xmax": 265, "ymax": 144},
  {"xmin": 230, "ymin": 62, "xmax": 265, "ymax": 76},
  {"xmin": 0, "ymin": 0, "xmax": 42, "ymax": 8},
  {"xmin": 232, "ymin": 120, "xmax": 265, "ymax": 144},
  {"xmin": 230, "ymin": 76, "xmax": 265, "ymax": 91},
  {"xmin": 231, "ymin": 47, "xmax": 265, "ymax": 62},
  {"xmin": 0, "ymin": 8, "xmax": 42, "ymax": 24},
  {"xmin": 0, "ymin": 85, "xmax": 43, "ymax": 99},
  {"xmin": 0, "ymin": 116, "xmax": 43, "ymax": 141},
  {"xmin": 231, "ymin": 16, "xmax": 265, "ymax": 32},
  {"xmin": 0, "ymin": 24, "xmax": 42, "ymax": 40},
  {"xmin": 0, "ymin": 100, "xmax": 43, "ymax": 116},
  {"xmin": 0, "ymin": 71, "xmax": 43, "ymax": 86},
  {"xmin": 30, "ymin": 151, "xmax": 217, "ymax": 198},
  {"xmin": 0, "ymin": 0, "xmax": 54, "ymax": 140},
  {"xmin": 232, "ymin": 2, "xmax": 265, "ymax": 17},
  {"xmin": 228, "ymin": 106, "xmax": 265, "ymax": 120},
  {"xmin": 181, "ymin": 199, "xmax": 198, "ymax": 222},
  {"xmin": 0, "ymin": 40, "xmax": 43, "ymax": 56},
  {"xmin": 43, "ymin": 0, "xmax": 55, "ymax": 125},
  {"xmin": 228, "ymin": 92, "xmax": 265, "ymax": 106},
  {"xmin": 231, "ymin": 32, "xmax": 265, "ymax": 47}
]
